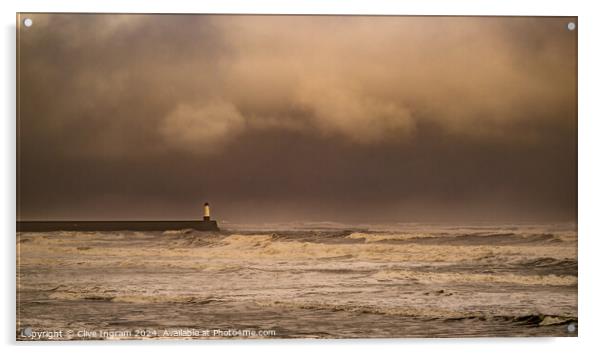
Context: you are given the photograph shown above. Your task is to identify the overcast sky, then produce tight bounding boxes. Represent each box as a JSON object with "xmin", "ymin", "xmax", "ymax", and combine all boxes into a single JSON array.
[{"xmin": 17, "ymin": 14, "xmax": 577, "ymax": 222}]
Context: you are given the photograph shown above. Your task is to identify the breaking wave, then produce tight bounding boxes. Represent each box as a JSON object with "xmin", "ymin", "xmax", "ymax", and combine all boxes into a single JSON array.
[
  {"xmin": 347, "ymin": 232, "xmax": 566, "ymax": 245},
  {"xmin": 253, "ymin": 299, "xmax": 577, "ymax": 326},
  {"xmin": 371, "ymin": 269, "xmax": 577, "ymax": 286}
]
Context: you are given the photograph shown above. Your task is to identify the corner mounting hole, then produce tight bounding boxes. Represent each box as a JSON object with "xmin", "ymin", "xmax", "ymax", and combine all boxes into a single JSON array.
[{"xmin": 567, "ymin": 22, "xmax": 576, "ymax": 31}]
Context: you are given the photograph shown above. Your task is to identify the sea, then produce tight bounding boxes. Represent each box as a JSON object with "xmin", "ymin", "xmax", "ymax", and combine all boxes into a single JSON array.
[{"xmin": 16, "ymin": 222, "xmax": 577, "ymax": 340}]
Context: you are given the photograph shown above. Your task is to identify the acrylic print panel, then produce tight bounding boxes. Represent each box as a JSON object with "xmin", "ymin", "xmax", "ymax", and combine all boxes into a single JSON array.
[{"xmin": 16, "ymin": 13, "xmax": 577, "ymax": 340}]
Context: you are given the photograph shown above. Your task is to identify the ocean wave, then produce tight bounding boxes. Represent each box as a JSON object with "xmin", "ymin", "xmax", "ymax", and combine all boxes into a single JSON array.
[
  {"xmin": 517, "ymin": 257, "xmax": 577, "ymax": 268},
  {"xmin": 162, "ymin": 229, "xmax": 194, "ymax": 235},
  {"xmin": 254, "ymin": 299, "xmax": 472, "ymax": 318},
  {"xmin": 213, "ymin": 236, "xmax": 575, "ymax": 263},
  {"xmin": 371, "ymin": 269, "xmax": 577, "ymax": 286},
  {"xmin": 347, "ymin": 232, "xmax": 566, "ymax": 246},
  {"xmin": 220, "ymin": 234, "xmax": 274, "ymax": 248},
  {"xmin": 254, "ymin": 299, "xmax": 576, "ymax": 325},
  {"xmin": 444, "ymin": 314, "xmax": 577, "ymax": 327},
  {"xmin": 49, "ymin": 292, "xmax": 221, "ymax": 304},
  {"xmin": 18, "ymin": 231, "xmax": 577, "ymax": 267},
  {"xmin": 347, "ymin": 232, "xmax": 438, "ymax": 242},
  {"xmin": 45, "ymin": 285, "xmax": 222, "ymax": 304}
]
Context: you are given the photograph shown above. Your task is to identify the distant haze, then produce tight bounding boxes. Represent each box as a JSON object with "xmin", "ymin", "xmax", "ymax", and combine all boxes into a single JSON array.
[{"xmin": 17, "ymin": 14, "xmax": 577, "ymax": 223}]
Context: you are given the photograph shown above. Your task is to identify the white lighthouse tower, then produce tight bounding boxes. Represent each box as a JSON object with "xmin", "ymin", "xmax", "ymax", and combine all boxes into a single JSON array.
[
  {"xmin": 198, "ymin": 201, "xmax": 218, "ymax": 230},
  {"xmin": 203, "ymin": 202, "xmax": 211, "ymax": 221}
]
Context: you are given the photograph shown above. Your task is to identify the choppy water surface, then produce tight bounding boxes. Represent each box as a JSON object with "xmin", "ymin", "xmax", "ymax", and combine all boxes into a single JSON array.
[{"xmin": 17, "ymin": 223, "xmax": 577, "ymax": 339}]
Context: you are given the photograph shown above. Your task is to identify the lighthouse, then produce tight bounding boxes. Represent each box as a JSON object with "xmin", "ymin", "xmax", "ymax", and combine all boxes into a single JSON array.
[
  {"xmin": 203, "ymin": 202, "xmax": 211, "ymax": 221},
  {"xmin": 197, "ymin": 202, "xmax": 219, "ymax": 231}
]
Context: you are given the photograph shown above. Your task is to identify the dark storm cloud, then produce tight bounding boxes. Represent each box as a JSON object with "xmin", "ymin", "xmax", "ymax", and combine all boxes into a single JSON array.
[{"xmin": 17, "ymin": 14, "xmax": 577, "ymax": 222}]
